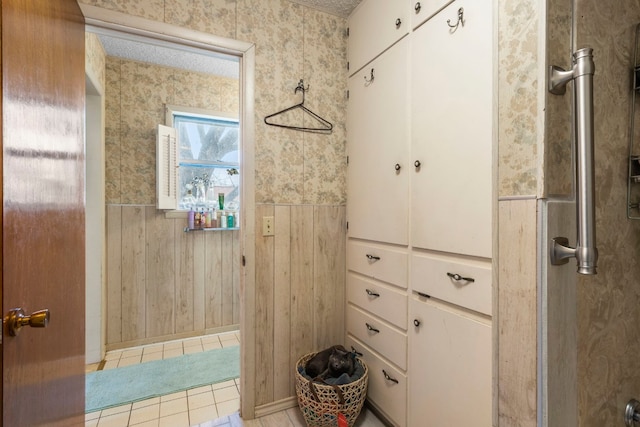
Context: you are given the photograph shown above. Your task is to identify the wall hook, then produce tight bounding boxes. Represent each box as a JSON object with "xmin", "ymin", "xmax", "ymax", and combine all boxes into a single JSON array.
[
  {"xmin": 364, "ymin": 68, "xmax": 375, "ymax": 86},
  {"xmin": 294, "ymin": 79, "xmax": 309, "ymax": 98},
  {"xmin": 447, "ymin": 7, "xmax": 465, "ymax": 32}
]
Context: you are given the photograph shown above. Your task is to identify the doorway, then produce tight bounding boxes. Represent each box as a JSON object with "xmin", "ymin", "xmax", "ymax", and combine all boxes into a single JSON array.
[{"xmin": 82, "ymin": 4, "xmax": 256, "ymax": 419}]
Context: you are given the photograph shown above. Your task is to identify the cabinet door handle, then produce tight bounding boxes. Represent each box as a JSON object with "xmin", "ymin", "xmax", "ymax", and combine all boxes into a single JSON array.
[
  {"xmin": 414, "ymin": 160, "xmax": 421, "ymax": 168},
  {"xmin": 366, "ymin": 323, "xmax": 380, "ymax": 333},
  {"xmin": 382, "ymin": 369, "xmax": 399, "ymax": 384},
  {"xmin": 414, "ymin": 319, "xmax": 421, "ymax": 327},
  {"xmin": 395, "ymin": 163, "xmax": 402, "ymax": 172},
  {"xmin": 366, "ymin": 254, "xmax": 381, "ymax": 261},
  {"xmin": 365, "ymin": 289, "xmax": 380, "ymax": 297},
  {"xmin": 447, "ymin": 272, "xmax": 475, "ymax": 283},
  {"xmin": 350, "ymin": 346, "xmax": 363, "ymax": 357},
  {"xmin": 415, "ymin": 2, "xmax": 421, "ymax": 13},
  {"xmin": 395, "ymin": 18, "xmax": 402, "ymax": 28}
]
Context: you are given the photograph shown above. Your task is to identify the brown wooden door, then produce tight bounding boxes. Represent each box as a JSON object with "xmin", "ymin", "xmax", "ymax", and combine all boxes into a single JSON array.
[{"xmin": 1, "ymin": 0, "xmax": 86, "ymax": 425}]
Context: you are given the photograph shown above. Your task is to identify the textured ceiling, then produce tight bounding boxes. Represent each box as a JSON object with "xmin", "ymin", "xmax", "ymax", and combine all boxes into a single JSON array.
[
  {"xmin": 98, "ymin": 32, "xmax": 240, "ymax": 78},
  {"xmin": 291, "ymin": 0, "xmax": 362, "ymax": 17},
  {"xmin": 96, "ymin": 0, "xmax": 361, "ymax": 77}
]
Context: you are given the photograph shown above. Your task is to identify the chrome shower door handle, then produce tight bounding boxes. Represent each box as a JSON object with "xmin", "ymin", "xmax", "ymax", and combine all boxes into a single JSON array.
[{"xmin": 548, "ymin": 48, "xmax": 599, "ymax": 275}]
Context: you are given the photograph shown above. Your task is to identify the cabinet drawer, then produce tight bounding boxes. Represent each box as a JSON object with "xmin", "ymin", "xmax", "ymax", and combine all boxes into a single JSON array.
[
  {"xmin": 347, "ymin": 305, "xmax": 407, "ymax": 370},
  {"xmin": 411, "ymin": 0, "xmax": 456, "ymax": 29},
  {"xmin": 346, "ymin": 335, "xmax": 407, "ymax": 427},
  {"xmin": 412, "ymin": 253, "xmax": 491, "ymax": 315},
  {"xmin": 347, "ymin": 274, "xmax": 407, "ymax": 329},
  {"xmin": 348, "ymin": 0, "xmax": 410, "ymax": 75},
  {"xmin": 347, "ymin": 240, "xmax": 408, "ymax": 289}
]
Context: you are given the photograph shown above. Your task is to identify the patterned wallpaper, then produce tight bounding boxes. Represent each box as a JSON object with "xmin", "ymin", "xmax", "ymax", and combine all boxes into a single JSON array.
[
  {"xmin": 103, "ymin": 57, "xmax": 239, "ymax": 204},
  {"xmin": 497, "ymin": 0, "xmax": 540, "ymax": 197},
  {"xmin": 85, "ymin": 32, "xmax": 106, "ymax": 91},
  {"xmin": 80, "ymin": 0, "xmax": 347, "ymax": 206}
]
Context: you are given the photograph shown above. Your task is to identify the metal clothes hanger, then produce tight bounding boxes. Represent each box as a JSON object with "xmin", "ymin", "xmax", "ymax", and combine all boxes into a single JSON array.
[{"xmin": 264, "ymin": 79, "xmax": 333, "ymax": 134}]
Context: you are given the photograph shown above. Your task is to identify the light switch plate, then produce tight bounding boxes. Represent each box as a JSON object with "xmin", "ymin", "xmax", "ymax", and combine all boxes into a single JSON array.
[{"xmin": 263, "ymin": 216, "xmax": 274, "ymax": 236}]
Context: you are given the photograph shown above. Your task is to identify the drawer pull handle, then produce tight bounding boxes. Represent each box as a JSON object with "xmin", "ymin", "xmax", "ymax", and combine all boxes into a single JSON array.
[
  {"xmin": 366, "ymin": 254, "xmax": 381, "ymax": 261},
  {"xmin": 394, "ymin": 163, "xmax": 401, "ymax": 172},
  {"xmin": 395, "ymin": 18, "xmax": 402, "ymax": 28},
  {"xmin": 416, "ymin": 291, "xmax": 430, "ymax": 298},
  {"xmin": 414, "ymin": 319, "xmax": 421, "ymax": 327},
  {"xmin": 415, "ymin": 2, "xmax": 421, "ymax": 13},
  {"xmin": 382, "ymin": 369, "xmax": 399, "ymax": 384},
  {"xmin": 447, "ymin": 272, "xmax": 475, "ymax": 283},
  {"xmin": 366, "ymin": 323, "xmax": 380, "ymax": 333},
  {"xmin": 350, "ymin": 346, "xmax": 363, "ymax": 357},
  {"xmin": 365, "ymin": 289, "xmax": 380, "ymax": 297}
]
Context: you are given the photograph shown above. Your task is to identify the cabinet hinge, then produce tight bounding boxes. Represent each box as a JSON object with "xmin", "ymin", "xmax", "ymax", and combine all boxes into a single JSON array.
[
  {"xmin": 346, "ymin": 221, "xmax": 349, "ymax": 230},
  {"xmin": 242, "ymin": 255, "xmax": 246, "ymax": 266},
  {"xmin": 347, "ymin": 61, "xmax": 350, "ymax": 71},
  {"xmin": 416, "ymin": 291, "xmax": 430, "ymax": 299},
  {"xmin": 346, "ymin": 155, "xmax": 349, "ymax": 164},
  {"xmin": 347, "ymin": 90, "xmax": 349, "ymax": 99},
  {"xmin": 346, "ymin": 27, "xmax": 350, "ymax": 37}
]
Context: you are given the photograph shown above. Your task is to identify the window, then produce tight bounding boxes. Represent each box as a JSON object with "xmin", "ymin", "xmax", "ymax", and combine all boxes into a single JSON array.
[{"xmin": 156, "ymin": 105, "xmax": 239, "ymax": 213}]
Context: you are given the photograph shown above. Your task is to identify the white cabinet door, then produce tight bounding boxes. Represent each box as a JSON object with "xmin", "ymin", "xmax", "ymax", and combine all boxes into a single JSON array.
[
  {"xmin": 347, "ymin": 37, "xmax": 410, "ymax": 246},
  {"xmin": 411, "ymin": 0, "xmax": 456, "ymax": 29},
  {"xmin": 409, "ymin": 299, "xmax": 491, "ymax": 426},
  {"xmin": 348, "ymin": 0, "xmax": 410, "ymax": 75},
  {"xmin": 410, "ymin": 0, "xmax": 492, "ymax": 258}
]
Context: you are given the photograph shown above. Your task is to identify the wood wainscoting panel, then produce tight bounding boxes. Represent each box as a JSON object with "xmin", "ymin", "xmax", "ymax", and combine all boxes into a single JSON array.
[
  {"xmin": 106, "ymin": 205, "xmax": 241, "ymax": 348},
  {"xmin": 175, "ymin": 218, "xmax": 196, "ymax": 333},
  {"xmin": 145, "ymin": 206, "xmax": 176, "ymax": 337},
  {"xmin": 313, "ymin": 205, "xmax": 346, "ymax": 349},
  {"xmin": 255, "ymin": 204, "xmax": 276, "ymax": 406},
  {"xmin": 274, "ymin": 205, "xmax": 293, "ymax": 400},
  {"xmin": 205, "ymin": 230, "xmax": 224, "ymax": 329},
  {"xmin": 107, "ymin": 205, "xmax": 123, "ymax": 344},
  {"xmin": 253, "ymin": 204, "xmax": 346, "ymax": 406},
  {"xmin": 121, "ymin": 206, "xmax": 147, "ymax": 342},
  {"xmin": 290, "ymin": 205, "xmax": 315, "ymax": 396}
]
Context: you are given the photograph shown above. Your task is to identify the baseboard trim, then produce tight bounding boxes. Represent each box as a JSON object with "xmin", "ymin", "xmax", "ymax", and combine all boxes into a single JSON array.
[{"xmin": 254, "ymin": 396, "xmax": 298, "ymax": 418}]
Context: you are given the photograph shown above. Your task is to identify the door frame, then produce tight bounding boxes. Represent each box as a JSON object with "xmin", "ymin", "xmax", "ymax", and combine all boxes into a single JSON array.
[{"xmin": 79, "ymin": 4, "xmax": 257, "ymax": 418}]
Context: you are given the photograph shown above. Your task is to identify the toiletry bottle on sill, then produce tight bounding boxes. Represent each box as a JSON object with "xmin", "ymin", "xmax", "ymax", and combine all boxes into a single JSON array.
[
  {"xmin": 227, "ymin": 211, "xmax": 234, "ymax": 228},
  {"xmin": 221, "ymin": 211, "xmax": 227, "ymax": 228},
  {"xmin": 188, "ymin": 210, "xmax": 195, "ymax": 229}
]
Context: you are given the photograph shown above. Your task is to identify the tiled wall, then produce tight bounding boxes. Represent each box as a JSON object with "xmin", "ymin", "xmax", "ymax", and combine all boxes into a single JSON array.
[{"xmin": 574, "ymin": 1, "xmax": 640, "ymax": 425}]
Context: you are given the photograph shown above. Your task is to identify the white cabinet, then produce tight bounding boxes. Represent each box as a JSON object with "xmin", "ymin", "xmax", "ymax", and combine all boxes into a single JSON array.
[
  {"xmin": 410, "ymin": 0, "xmax": 493, "ymax": 258},
  {"xmin": 411, "ymin": 0, "xmax": 456, "ymax": 29},
  {"xmin": 409, "ymin": 298, "xmax": 492, "ymax": 426},
  {"xmin": 346, "ymin": 0, "xmax": 493, "ymax": 425},
  {"xmin": 347, "ymin": 37, "xmax": 410, "ymax": 246},
  {"xmin": 348, "ymin": 0, "xmax": 410, "ymax": 75}
]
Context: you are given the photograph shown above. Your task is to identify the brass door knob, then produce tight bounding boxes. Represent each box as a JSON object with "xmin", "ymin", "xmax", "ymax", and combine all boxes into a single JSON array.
[{"xmin": 6, "ymin": 308, "xmax": 50, "ymax": 336}]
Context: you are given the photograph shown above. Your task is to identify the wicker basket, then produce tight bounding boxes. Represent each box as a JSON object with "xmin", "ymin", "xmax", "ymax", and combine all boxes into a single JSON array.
[{"xmin": 295, "ymin": 352, "xmax": 368, "ymax": 427}]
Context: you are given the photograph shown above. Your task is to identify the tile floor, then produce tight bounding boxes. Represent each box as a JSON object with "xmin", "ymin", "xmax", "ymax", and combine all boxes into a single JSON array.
[{"xmin": 85, "ymin": 332, "xmax": 386, "ymax": 427}]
